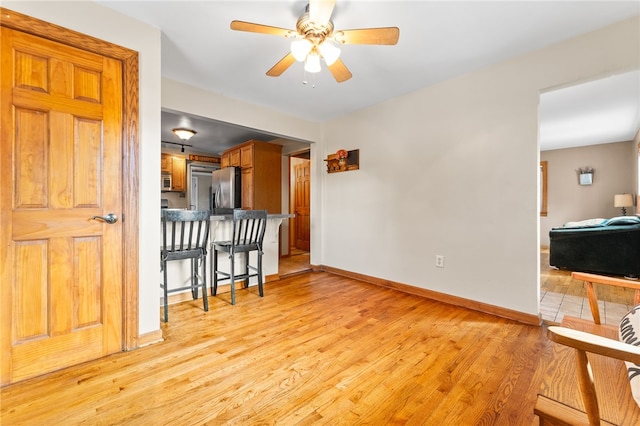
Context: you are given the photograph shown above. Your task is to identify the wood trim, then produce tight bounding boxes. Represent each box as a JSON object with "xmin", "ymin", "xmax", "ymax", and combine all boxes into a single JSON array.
[
  {"xmin": 320, "ymin": 265, "xmax": 542, "ymax": 326},
  {"xmin": 166, "ymin": 291, "xmax": 202, "ymax": 306},
  {"xmin": 137, "ymin": 330, "xmax": 163, "ymax": 348},
  {"xmin": 1, "ymin": 8, "xmax": 140, "ymax": 351}
]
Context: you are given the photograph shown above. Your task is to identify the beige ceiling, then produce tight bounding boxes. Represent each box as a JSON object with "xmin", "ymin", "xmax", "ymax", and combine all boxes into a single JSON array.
[{"xmin": 97, "ymin": 1, "xmax": 640, "ymax": 155}]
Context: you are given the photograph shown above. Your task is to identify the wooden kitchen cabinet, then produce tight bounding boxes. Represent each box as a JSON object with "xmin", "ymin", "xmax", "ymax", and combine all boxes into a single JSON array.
[
  {"xmin": 171, "ymin": 156, "xmax": 186, "ymax": 191},
  {"xmin": 221, "ymin": 139, "xmax": 282, "ymax": 213},
  {"xmin": 220, "ymin": 152, "xmax": 230, "ymax": 168},
  {"xmin": 161, "ymin": 153, "xmax": 186, "ymax": 192},
  {"xmin": 240, "ymin": 144, "xmax": 253, "ymax": 168},
  {"xmin": 229, "ymin": 149, "xmax": 241, "ymax": 167},
  {"xmin": 161, "ymin": 154, "xmax": 172, "ymax": 174}
]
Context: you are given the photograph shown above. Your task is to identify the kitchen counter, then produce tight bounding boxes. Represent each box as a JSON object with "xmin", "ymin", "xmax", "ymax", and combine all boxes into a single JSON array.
[{"xmin": 210, "ymin": 212, "xmax": 294, "ymax": 221}]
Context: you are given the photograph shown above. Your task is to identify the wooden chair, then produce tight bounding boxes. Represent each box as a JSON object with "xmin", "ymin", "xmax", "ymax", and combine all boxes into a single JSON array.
[
  {"xmin": 160, "ymin": 209, "xmax": 210, "ymax": 322},
  {"xmin": 574, "ymin": 272, "xmax": 640, "ymax": 326},
  {"xmin": 211, "ymin": 209, "xmax": 267, "ymax": 305},
  {"xmin": 535, "ymin": 272, "xmax": 640, "ymax": 425},
  {"xmin": 535, "ymin": 326, "xmax": 640, "ymax": 425}
]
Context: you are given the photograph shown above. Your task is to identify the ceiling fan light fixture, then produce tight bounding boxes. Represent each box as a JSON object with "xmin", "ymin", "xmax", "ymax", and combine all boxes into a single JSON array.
[
  {"xmin": 290, "ymin": 39, "xmax": 312, "ymax": 62},
  {"xmin": 172, "ymin": 128, "xmax": 196, "ymax": 141},
  {"xmin": 318, "ymin": 41, "xmax": 340, "ymax": 65},
  {"xmin": 304, "ymin": 52, "xmax": 321, "ymax": 73}
]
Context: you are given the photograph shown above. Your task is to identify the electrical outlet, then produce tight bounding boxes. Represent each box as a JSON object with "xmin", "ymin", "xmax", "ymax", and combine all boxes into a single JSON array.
[{"xmin": 435, "ymin": 255, "xmax": 445, "ymax": 268}]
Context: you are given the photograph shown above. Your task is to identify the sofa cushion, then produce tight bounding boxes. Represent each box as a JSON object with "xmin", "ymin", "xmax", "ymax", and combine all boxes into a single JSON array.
[
  {"xmin": 606, "ymin": 216, "xmax": 640, "ymax": 226},
  {"xmin": 560, "ymin": 218, "xmax": 606, "ymax": 228},
  {"xmin": 619, "ymin": 305, "xmax": 640, "ymax": 408}
]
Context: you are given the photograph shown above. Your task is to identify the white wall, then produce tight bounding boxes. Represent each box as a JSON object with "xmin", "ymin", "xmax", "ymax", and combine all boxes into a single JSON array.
[
  {"xmin": 162, "ymin": 79, "xmax": 321, "ymax": 144},
  {"xmin": 4, "ymin": 1, "xmax": 163, "ymax": 335},
  {"xmin": 315, "ymin": 17, "xmax": 639, "ymax": 316},
  {"xmin": 540, "ymin": 141, "xmax": 636, "ymax": 246}
]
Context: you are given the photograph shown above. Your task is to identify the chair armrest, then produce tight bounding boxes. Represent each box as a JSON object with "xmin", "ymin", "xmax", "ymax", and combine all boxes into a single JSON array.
[
  {"xmin": 572, "ymin": 272, "xmax": 640, "ymax": 291},
  {"xmin": 571, "ymin": 272, "xmax": 640, "ymax": 324},
  {"xmin": 548, "ymin": 326, "xmax": 640, "ymax": 364}
]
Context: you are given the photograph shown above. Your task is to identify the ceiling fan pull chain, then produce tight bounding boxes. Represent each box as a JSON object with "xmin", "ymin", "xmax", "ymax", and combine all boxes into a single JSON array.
[{"xmin": 302, "ymin": 70, "xmax": 317, "ymax": 88}]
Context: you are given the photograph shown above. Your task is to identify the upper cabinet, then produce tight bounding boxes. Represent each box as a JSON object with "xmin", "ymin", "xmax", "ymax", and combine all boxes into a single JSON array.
[
  {"xmin": 221, "ymin": 140, "xmax": 282, "ymax": 213},
  {"xmin": 220, "ymin": 152, "xmax": 230, "ymax": 168},
  {"xmin": 161, "ymin": 153, "xmax": 186, "ymax": 192}
]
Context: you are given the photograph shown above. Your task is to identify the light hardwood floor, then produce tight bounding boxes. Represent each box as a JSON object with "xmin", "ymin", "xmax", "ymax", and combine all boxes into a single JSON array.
[
  {"xmin": 1, "ymin": 271, "xmax": 579, "ymax": 425},
  {"xmin": 278, "ymin": 250, "xmax": 311, "ymax": 277}
]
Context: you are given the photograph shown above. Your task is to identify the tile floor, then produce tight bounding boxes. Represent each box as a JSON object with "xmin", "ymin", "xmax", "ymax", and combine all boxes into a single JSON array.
[
  {"xmin": 540, "ymin": 288, "xmax": 633, "ymax": 325},
  {"xmin": 539, "ymin": 246, "xmax": 636, "ymax": 325}
]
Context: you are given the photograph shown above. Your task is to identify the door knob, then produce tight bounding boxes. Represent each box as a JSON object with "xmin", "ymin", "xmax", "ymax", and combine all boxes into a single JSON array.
[{"xmin": 91, "ymin": 213, "xmax": 118, "ymax": 224}]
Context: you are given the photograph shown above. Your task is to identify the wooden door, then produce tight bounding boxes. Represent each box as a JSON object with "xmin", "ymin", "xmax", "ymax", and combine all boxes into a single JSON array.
[
  {"xmin": 294, "ymin": 161, "xmax": 311, "ymax": 251},
  {"xmin": 0, "ymin": 27, "xmax": 124, "ymax": 385}
]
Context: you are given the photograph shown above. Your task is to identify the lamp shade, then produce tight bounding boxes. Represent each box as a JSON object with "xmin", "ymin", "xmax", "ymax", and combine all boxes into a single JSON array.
[
  {"xmin": 290, "ymin": 39, "xmax": 312, "ymax": 62},
  {"xmin": 614, "ymin": 193, "xmax": 634, "ymax": 208},
  {"xmin": 304, "ymin": 53, "xmax": 321, "ymax": 73},
  {"xmin": 318, "ymin": 41, "xmax": 341, "ymax": 65}
]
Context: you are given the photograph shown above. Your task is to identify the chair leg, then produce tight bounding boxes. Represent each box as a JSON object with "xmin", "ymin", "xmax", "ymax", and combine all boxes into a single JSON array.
[
  {"xmin": 191, "ymin": 258, "xmax": 199, "ymax": 300},
  {"xmin": 230, "ymin": 253, "xmax": 236, "ymax": 305},
  {"xmin": 212, "ymin": 248, "xmax": 218, "ymax": 296},
  {"xmin": 257, "ymin": 251, "xmax": 264, "ymax": 297},
  {"xmin": 163, "ymin": 260, "xmax": 169, "ymax": 322},
  {"xmin": 244, "ymin": 252, "xmax": 250, "ymax": 289},
  {"xmin": 201, "ymin": 254, "xmax": 208, "ymax": 312}
]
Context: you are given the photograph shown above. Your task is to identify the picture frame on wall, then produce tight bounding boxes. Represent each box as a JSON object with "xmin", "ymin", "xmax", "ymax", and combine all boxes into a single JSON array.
[{"xmin": 579, "ymin": 173, "xmax": 593, "ymax": 185}]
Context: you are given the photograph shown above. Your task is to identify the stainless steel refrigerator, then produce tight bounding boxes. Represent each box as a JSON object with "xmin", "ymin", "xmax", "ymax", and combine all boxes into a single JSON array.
[{"xmin": 211, "ymin": 166, "xmax": 241, "ymax": 210}]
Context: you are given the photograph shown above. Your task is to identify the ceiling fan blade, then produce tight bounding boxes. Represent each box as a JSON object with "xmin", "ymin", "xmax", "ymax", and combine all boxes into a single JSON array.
[
  {"xmin": 230, "ymin": 20, "xmax": 296, "ymax": 38},
  {"xmin": 266, "ymin": 52, "xmax": 296, "ymax": 77},
  {"xmin": 328, "ymin": 59, "xmax": 352, "ymax": 83},
  {"xmin": 334, "ymin": 27, "xmax": 400, "ymax": 45},
  {"xmin": 309, "ymin": 0, "xmax": 336, "ymax": 26}
]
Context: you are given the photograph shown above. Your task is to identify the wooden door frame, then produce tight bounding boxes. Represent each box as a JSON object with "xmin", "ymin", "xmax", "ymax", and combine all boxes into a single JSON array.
[{"xmin": 1, "ymin": 8, "xmax": 140, "ymax": 351}]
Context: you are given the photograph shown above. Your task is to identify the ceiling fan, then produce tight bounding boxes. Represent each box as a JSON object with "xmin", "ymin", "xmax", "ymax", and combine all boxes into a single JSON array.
[{"xmin": 230, "ymin": 0, "xmax": 399, "ymax": 83}]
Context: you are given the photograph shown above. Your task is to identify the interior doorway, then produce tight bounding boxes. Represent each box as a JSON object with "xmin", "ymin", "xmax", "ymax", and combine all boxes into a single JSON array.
[
  {"xmin": 280, "ymin": 153, "xmax": 311, "ymax": 277},
  {"xmin": 538, "ymin": 72, "xmax": 639, "ymax": 326},
  {"xmin": 187, "ymin": 162, "xmax": 218, "ymax": 211}
]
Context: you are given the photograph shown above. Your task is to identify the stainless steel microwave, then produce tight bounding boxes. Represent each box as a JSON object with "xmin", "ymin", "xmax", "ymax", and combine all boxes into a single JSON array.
[{"xmin": 161, "ymin": 174, "xmax": 172, "ymax": 190}]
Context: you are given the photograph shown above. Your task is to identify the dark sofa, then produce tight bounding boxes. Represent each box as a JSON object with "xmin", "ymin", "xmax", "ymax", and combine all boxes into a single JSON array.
[{"xmin": 549, "ymin": 216, "xmax": 640, "ymax": 278}]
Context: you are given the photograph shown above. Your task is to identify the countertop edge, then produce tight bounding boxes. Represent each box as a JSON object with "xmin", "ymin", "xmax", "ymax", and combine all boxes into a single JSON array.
[{"xmin": 210, "ymin": 213, "xmax": 294, "ymax": 221}]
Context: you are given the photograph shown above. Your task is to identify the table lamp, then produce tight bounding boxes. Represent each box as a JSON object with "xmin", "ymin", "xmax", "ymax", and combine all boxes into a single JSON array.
[{"xmin": 614, "ymin": 193, "xmax": 634, "ymax": 216}]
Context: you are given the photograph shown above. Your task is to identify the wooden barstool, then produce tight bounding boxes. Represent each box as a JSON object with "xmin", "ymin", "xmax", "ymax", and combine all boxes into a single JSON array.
[
  {"xmin": 211, "ymin": 209, "xmax": 267, "ymax": 305},
  {"xmin": 160, "ymin": 209, "xmax": 210, "ymax": 322}
]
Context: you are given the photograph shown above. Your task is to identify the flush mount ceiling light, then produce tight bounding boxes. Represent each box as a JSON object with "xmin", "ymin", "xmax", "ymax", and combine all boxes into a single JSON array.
[
  {"xmin": 172, "ymin": 128, "xmax": 196, "ymax": 141},
  {"xmin": 230, "ymin": 0, "xmax": 399, "ymax": 83}
]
